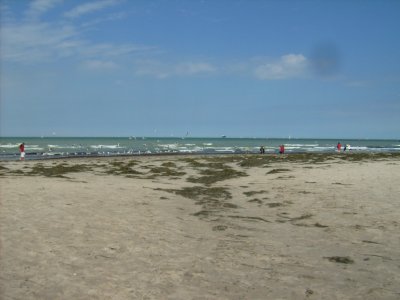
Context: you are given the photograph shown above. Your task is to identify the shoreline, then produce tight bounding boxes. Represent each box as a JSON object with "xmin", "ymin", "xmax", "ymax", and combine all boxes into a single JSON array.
[
  {"xmin": 1, "ymin": 154, "xmax": 400, "ymax": 299},
  {"xmin": 1, "ymin": 137, "xmax": 399, "ymax": 161},
  {"xmin": 1, "ymin": 150, "xmax": 400, "ymax": 162}
]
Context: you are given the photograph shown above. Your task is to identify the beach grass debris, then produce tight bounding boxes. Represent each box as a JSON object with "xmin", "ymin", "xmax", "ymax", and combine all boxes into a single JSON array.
[
  {"xmin": 159, "ymin": 185, "xmax": 235, "ymax": 218},
  {"xmin": 193, "ymin": 210, "xmax": 214, "ymax": 217},
  {"xmin": 106, "ymin": 160, "xmax": 142, "ymax": 177},
  {"xmin": 277, "ymin": 213, "xmax": 313, "ymax": 222},
  {"xmin": 362, "ymin": 240, "xmax": 380, "ymax": 244},
  {"xmin": 9, "ymin": 169, "xmax": 26, "ymax": 176},
  {"xmin": 267, "ymin": 168, "xmax": 291, "ymax": 174},
  {"xmin": 267, "ymin": 202, "xmax": 284, "ymax": 208},
  {"xmin": 162, "ymin": 186, "xmax": 232, "ymax": 201},
  {"xmin": 227, "ymin": 215, "xmax": 270, "ymax": 223},
  {"xmin": 238, "ymin": 156, "xmax": 270, "ymax": 168},
  {"xmin": 324, "ymin": 256, "xmax": 354, "ymax": 264},
  {"xmin": 187, "ymin": 165, "xmax": 247, "ymax": 185},
  {"xmin": 314, "ymin": 222, "xmax": 329, "ymax": 228},
  {"xmin": 147, "ymin": 166, "xmax": 186, "ymax": 178},
  {"xmin": 28, "ymin": 163, "xmax": 91, "ymax": 178},
  {"xmin": 243, "ymin": 190, "xmax": 268, "ymax": 197},
  {"xmin": 248, "ymin": 198, "xmax": 263, "ymax": 204},
  {"xmin": 212, "ymin": 225, "xmax": 228, "ymax": 231}
]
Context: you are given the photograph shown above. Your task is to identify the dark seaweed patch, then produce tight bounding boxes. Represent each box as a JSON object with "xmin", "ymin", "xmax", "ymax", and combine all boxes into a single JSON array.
[
  {"xmin": 187, "ymin": 166, "xmax": 247, "ymax": 185},
  {"xmin": 106, "ymin": 160, "xmax": 142, "ymax": 177},
  {"xmin": 227, "ymin": 215, "xmax": 270, "ymax": 223},
  {"xmin": 267, "ymin": 202, "xmax": 283, "ymax": 208},
  {"xmin": 248, "ymin": 198, "xmax": 263, "ymax": 204},
  {"xmin": 324, "ymin": 256, "xmax": 354, "ymax": 264},
  {"xmin": 29, "ymin": 163, "xmax": 91, "ymax": 178},
  {"xmin": 243, "ymin": 190, "xmax": 268, "ymax": 197},
  {"xmin": 212, "ymin": 225, "xmax": 228, "ymax": 231},
  {"xmin": 267, "ymin": 168, "xmax": 290, "ymax": 174},
  {"xmin": 147, "ymin": 166, "xmax": 186, "ymax": 178}
]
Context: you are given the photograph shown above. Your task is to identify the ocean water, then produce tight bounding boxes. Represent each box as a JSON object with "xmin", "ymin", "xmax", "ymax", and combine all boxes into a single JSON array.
[{"xmin": 0, "ymin": 137, "xmax": 399, "ymax": 160}]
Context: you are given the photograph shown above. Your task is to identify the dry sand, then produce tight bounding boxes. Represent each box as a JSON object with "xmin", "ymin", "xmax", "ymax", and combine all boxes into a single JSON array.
[{"xmin": 1, "ymin": 153, "xmax": 400, "ymax": 299}]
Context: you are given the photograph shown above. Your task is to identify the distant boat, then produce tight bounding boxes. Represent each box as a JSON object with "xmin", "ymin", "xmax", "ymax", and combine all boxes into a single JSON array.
[{"xmin": 221, "ymin": 135, "xmax": 227, "ymax": 138}]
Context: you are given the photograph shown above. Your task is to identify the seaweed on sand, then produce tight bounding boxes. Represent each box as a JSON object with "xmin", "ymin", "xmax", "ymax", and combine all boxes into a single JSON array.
[
  {"xmin": 147, "ymin": 166, "xmax": 186, "ymax": 178},
  {"xmin": 276, "ymin": 213, "xmax": 313, "ymax": 223},
  {"xmin": 106, "ymin": 160, "xmax": 142, "ymax": 177},
  {"xmin": 168, "ymin": 186, "xmax": 232, "ymax": 201},
  {"xmin": 159, "ymin": 185, "xmax": 236, "ymax": 218},
  {"xmin": 187, "ymin": 166, "xmax": 247, "ymax": 185},
  {"xmin": 212, "ymin": 225, "xmax": 228, "ymax": 231},
  {"xmin": 243, "ymin": 190, "xmax": 268, "ymax": 197},
  {"xmin": 161, "ymin": 161, "xmax": 178, "ymax": 168},
  {"xmin": 238, "ymin": 155, "xmax": 270, "ymax": 168},
  {"xmin": 324, "ymin": 256, "xmax": 354, "ymax": 264},
  {"xmin": 248, "ymin": 198, "xmax": 263, "ymax": 204},
  {"xmin": 266, "ymin": 202, "xmax": 284, "ymax": 208},
  {"xmin": 106, "ymin": 163, "xmax": 142, "ymax": 177},
  {"xmin": 267, "ymin": 168, "xmax": 291, "ymax": 174},
  {"xmin": 227, "ymin": 215, "xmax": 270, "ymax": 223},
  {"xmin": 29, "ymin": 163, "xmax": 91, "ymax": 178}
]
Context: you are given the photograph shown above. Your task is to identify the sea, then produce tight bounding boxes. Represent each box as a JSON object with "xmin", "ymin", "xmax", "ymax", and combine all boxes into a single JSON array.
[{"xmin": 0, "ymin": 137, "xmax": 399, "ymax": 161}]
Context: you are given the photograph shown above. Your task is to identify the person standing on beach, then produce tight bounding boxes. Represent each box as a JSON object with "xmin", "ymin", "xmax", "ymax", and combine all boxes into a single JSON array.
[
  {"xmin": 337, "ymin": 142, "xmax": 342, "ymax": 152},
  {"xmin": 279, "ymin": 144, "xmax": 285, "ymax": 154},
  {"xmin": 19, "ymin": 143, "xmax": 25, "ymax": 161},
  {"xmin": 260, "ymin": 146, "xmax": 265, "ymax": 154}
]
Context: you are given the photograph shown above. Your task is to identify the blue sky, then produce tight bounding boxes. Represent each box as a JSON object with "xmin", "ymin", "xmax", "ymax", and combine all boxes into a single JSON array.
[{"xmin": 1, "ymin": 0, "xmax": 399, "ymax": 138}]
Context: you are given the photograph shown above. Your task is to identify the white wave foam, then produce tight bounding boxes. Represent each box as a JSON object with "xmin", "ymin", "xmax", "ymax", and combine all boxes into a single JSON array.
[
  {"xmin": 158, "ymin": 144, "xmax": 179, "ymax": 149},
  {"xmin": 27, "ymin": 148, "xmax": 45, "ymax": 151},
  {"xmin": 347, "ymin": 146, "xmax": 368, "ymax": 150},
  {"xmin": 0, "ymin": 143, "xmax": 19, "ymax": 148},
  {"xmin": 90, "ymin": 144, "xmax": 123, "ymax": 149},
  {"xmin": 285, "ymin": 144, "xmax": 319, "ymax": 147},
  {"xmin": 48, "ymin": 144, "xmax": 83, "ymax": 149}
]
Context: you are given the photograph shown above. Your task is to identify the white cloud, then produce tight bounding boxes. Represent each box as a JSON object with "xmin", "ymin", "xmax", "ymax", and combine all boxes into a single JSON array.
[
  {"xmin": 0, "ymin": 2, "xmax": 152, "ymax": 65},
  {"xmin": 134, "ymin": 60, "xmax": 217, "ymax": 79},
  {"xmin": 26, "ymin": 0, "xmax": 63, "ymax": 19},
  {"xmin": 64, "ymin": 0, "xmax": 120, "ymax": 18},
  {"xmin": 82, "ymin": 60, "xmax": 119, "ymax": 70},
  {"xmin": 254, "ymin": 54, "xmax": 308, "ymax": 80},
  {"xmin": 175, "ymin": 62, "xmax": 216, "ymax": 75},
  {"xmin": 1, "ymin": 22, "xmax": 79, "ymax": 63},
  {"xmin": 79, "ymin": 43, "xmax": 151, "ymax": 58}
]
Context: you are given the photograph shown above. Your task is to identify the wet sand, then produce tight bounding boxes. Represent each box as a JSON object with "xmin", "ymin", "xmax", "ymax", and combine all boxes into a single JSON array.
[{"xmin": 1, "ymin": 153, "xmax": 400, "ymax": 299}]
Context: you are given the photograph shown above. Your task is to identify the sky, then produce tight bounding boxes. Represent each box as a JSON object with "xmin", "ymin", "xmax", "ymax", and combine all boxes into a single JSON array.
[{"xmin": 1, "ymin": 0, "xmax": 399, "ymax": 139}]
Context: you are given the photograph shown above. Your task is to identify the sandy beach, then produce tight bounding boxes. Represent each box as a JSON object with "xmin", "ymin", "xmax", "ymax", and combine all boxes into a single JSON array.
[{"xmin": 1, "ymin": 153, "xmax": 399, "ymax": 300}]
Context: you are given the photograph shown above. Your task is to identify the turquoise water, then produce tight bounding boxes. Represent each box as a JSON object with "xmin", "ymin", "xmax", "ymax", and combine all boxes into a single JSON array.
[{"xmin": 1, "ymin": 137, "xmax": 399, "ymax": 160}]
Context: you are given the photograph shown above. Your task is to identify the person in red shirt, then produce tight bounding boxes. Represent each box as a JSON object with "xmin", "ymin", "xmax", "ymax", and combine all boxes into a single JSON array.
[
  {"xmin": 337, "ymin": 142, "xmax": 342, "ymax": 152},
  {"xmin": 19, "ymin": 143, "xmax": 25, "ymax": 160},
  {"xmin": 279, "ymin": 144, "xmax": 285, "ymax": 154}
]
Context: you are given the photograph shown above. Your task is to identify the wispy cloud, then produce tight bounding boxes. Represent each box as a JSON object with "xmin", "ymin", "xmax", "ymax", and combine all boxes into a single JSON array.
[
  {"xmin": 254, "ymin": 54, "xmax": 308, "ymax": 80},
  {"xmin": 1, "ymin": 2, "xmax": 311, "ymax": 82},
  {"xmin": 1, "ymin": 1, "xmax": 151, "ymax": 65},
  {"xmin": 26, "ymin": 0, "xmax": 63, "ymax": 19},
  {"xmin": 1, "ymin": 22, "xmax": 79, "ymax": 63},
  {"xmin": 64, "ymin": 0, "xmax": 120, "ymax": 19},
  {"xmin": 134, "ymin": 60, "xmax": 217, "ymax": 79},
  {"xmin": 81, "ymin": 60, "xmax": 119, "ymax": 70},
  {"xmin": 175, "ymin": 62, "xmax": 217, "ymax": 75}
]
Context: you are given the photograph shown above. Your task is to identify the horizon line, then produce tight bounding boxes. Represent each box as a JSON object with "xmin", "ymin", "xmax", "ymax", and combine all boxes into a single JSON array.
[{"xmin": 1, "ymin": 135, "xmax": 398, "ymax": 141}]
